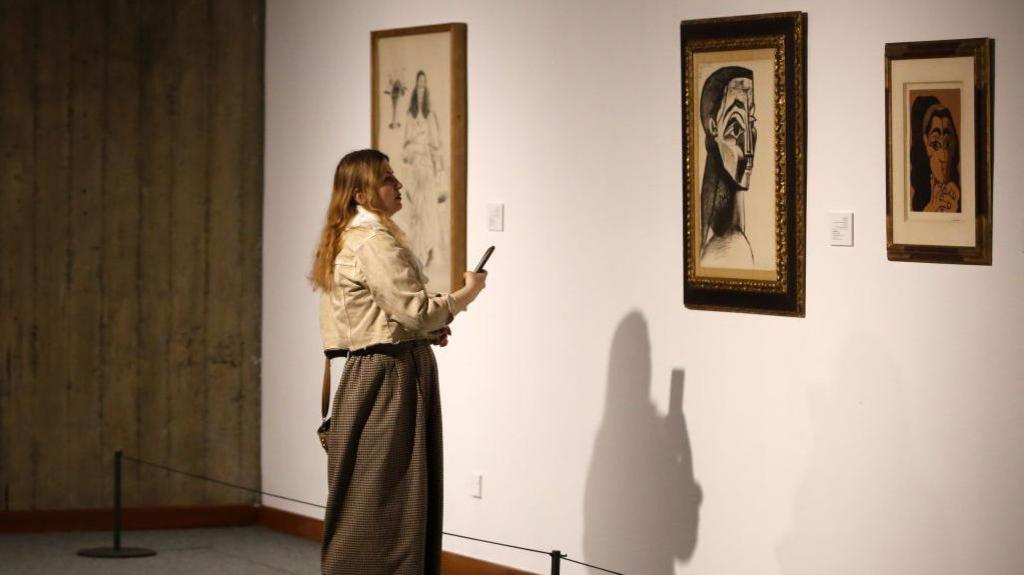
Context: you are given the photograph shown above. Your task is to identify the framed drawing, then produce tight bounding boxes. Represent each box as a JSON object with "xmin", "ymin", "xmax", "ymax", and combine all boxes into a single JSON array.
[
  {"xmin": 885, "ymin": 38, "xmax": 994, "ymax": 265},
  {"xmin": 372, "ymin": 23, "xmax": 467, "ymax": 292},
  {"xmin": 681, "ymin": 12, "xmax": 807, "ymax": 316}
]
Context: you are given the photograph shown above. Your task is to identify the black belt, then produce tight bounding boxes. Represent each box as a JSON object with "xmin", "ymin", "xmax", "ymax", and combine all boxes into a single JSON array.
[{"xmin": 323, "ymin": 340, "xmax": 419, "ymax": 360}]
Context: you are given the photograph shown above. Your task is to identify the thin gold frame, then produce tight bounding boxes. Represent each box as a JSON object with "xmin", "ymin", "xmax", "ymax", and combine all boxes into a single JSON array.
[
  {"xmin": 371, "ymin": 23, "xmax": 468, "ymax": 290},
  {"xmin": 884, "ymin": 38, "xmax": 994, "ymax": 265}
]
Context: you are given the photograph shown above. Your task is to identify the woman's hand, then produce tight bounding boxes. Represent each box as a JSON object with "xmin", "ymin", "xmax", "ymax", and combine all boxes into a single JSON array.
[
  {"xmin": 451, "ymin": 271, "xmax": 487, "ymax": 311},
  {"xmin": 452, "ymin": 270, "xmax": 487, "ymax": 311},
  {"xmin": 463, "ymin": 271, "xmax": 487, "ymax": 293},
  {"xmin": 430, "ymin": 327, "xmax": 451, "ymax": 347}
]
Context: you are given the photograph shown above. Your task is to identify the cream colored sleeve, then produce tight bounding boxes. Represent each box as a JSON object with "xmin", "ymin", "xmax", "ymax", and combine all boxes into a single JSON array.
[{"xmin": 354, "ymin": 231, "xmax": 462, "ymax": 333}]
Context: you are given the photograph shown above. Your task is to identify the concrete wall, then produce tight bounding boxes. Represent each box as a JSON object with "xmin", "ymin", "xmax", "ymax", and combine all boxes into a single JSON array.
[{"xmin": 0, "ymin": 0, "xmax": 264, "ymax": 510}]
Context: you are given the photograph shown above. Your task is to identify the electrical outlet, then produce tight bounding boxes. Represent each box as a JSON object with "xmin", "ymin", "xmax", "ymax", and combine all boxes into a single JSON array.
[
  {"xmin": 471, "ymin": 472, "xmax": 483, "ymax": 499},
  {"xmin": 1019, "ymin": 213, "xmax": 1024, "ymax": 253}
]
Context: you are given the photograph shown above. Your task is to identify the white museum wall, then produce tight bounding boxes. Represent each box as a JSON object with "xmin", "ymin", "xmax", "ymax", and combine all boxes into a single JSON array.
[{"xmin": 262, "ymin": 0, "xmax": 1024, "ymax": 573}]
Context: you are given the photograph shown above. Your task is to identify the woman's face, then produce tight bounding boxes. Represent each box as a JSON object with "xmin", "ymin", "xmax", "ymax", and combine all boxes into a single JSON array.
[
  {"xmin": 924, "ymin": 114, "xmax": 957, "ymax": 184},
  {"xmin": 710, "ymin": 77, "xmax": 756, "ymax": 190},
  {"xmin": 373, "ymin": 162, "xmax": 403, "ymax": 216},
  {"xmin": 416, "ymin": 74, "xmax": 426, "ymax": 95}
]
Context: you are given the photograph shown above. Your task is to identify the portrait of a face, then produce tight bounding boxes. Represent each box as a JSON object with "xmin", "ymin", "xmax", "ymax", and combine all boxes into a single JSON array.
[
  {"xmin": 909, "ymin": 91, "xmax": 961, "ymax": 213},
  {"xmin": 706, "ymin": 74, "xmax": 757, "ymax": 189},
  {"xmin": 682, "ymin": 13, "xmax": 807, "ymax": 315},
  {"xmin": 885, "ymin": 38, "xmax": 992, "ymax": 264},
  {"xmin": 698, "ymin": 66, "xmax": 757, "ymax": 265}
]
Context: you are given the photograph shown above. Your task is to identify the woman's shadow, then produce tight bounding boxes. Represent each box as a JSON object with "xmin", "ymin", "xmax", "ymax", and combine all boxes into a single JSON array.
[{"xmin": 583, "ymin": 312, "xmax": 702, "ymax": 574}]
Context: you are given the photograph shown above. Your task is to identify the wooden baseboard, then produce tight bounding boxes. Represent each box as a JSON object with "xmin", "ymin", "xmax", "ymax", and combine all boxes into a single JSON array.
[
  {"xmin": 256, "ymin": 506, "xmax": 538, "ymax": 575},
  {"xmin": 0, "ymin": 504, "xmax": 259, "ymax": 533},
  {"xmin": 256, "ymin": 505, "xmax": 323, "ymax": 541},
  {"xmin": 0, "ymin": 504, "xmax": 537, "ymax": 575}
]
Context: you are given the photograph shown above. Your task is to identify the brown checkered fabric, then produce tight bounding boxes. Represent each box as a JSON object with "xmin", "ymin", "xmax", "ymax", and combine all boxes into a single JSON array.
[{"xmin": 321, "ymin": 340, "xmax": 443, "ymax": 575}]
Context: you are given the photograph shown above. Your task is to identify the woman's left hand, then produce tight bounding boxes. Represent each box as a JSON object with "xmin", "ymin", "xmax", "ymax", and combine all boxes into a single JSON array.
[{"xmin": 430, "ymin": 327, "xmax": 452, "ymax": 347}]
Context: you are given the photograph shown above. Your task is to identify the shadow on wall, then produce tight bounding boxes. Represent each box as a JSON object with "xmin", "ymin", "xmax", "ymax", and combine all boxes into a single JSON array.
[
  {"xmin": 776, "ymin": 333, "xmax": 952, "ymax": 574},
  {"xmin": 583, "ymin": 311, "xmax": 702, "ymax": 575}
]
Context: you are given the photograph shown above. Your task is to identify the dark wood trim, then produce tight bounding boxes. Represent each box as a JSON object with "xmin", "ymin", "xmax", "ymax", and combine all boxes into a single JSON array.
[
  {"xmin": 256, "ymin": 505, "xmax": 323, "ymax": 542},
  {"xmin": 0, "ymin": 504, "xmax": 259, "ymax": 533},
  {"xmin": 256, "ymin": 506, "xmax": 538, "ymax": 575}
]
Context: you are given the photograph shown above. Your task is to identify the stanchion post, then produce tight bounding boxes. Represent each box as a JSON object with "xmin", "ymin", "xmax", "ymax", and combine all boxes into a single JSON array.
[
  {"xmin": 76, "ymin": 450, "xmax": 156, "ymax": 558},
  {"xmin": 550, "ymin": 550, "xmax": 564, "ymax": 575},
  {"xmin": 113, "ymin": 450, "xmax": 122, "ymax": 551}
]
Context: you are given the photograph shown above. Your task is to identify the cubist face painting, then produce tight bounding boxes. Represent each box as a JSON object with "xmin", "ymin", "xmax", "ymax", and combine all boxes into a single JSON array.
[
  {"xmin": 709, "ymin": 77, "xmax": 756, "ymax": 189},
  {"xmin": 923, "ymin": 106, "xmax": 957, "ymax": 186}
]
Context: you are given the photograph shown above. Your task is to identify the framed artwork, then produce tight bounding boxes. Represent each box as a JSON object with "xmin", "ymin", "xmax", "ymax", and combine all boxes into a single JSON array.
[
  {"xmin": 681, "ymin": 12, "xmax": 807, "ymax": 316},
  {"xmin": 372, "ymin": 23, "xmax": 467, "ymax": 292},
  {"xmin": 885, "ymin": 38, "xmax": 994, "ymax": 265}
]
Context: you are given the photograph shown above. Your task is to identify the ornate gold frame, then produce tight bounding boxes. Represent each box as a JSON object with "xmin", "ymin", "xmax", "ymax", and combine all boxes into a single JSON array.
[{"xmin": 681, "ymin": 13, "xmax": 806, "ymax": 316}]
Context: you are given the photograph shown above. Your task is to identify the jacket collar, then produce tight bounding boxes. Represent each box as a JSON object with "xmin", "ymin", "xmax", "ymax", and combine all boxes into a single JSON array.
[
  {"xmin": 347, "ymin": 207, "xmax": 429, "ymax": 284},
  {"xmin": 348, "ymin": 206, "xmax": 385, "ymax": 230}
]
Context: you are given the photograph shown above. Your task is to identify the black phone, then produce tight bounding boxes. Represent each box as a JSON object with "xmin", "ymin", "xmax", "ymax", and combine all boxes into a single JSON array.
[{"xmin": 473, "ymin": 246, "xmax": 495, "ymax": 273}]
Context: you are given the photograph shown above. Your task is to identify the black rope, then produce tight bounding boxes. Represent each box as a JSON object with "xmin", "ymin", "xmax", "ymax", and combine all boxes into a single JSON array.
[
  {"xmin": 121, "ymin": 454, "xmax": 625, "ymax": 573},
  {"xmin": 562, "ymin": 555, "xmax": 626, "ymax": 575},
  {"xmin": 440, "ymin": 531, "xmax": 549, "ymax": 556},
  {"xmin": 123, "ymin": 455, "xmax": 327, "ymax": 510}
]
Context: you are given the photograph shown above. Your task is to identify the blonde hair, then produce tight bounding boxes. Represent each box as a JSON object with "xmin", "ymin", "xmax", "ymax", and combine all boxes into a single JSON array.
[{"xmin": 309, "ymin": 149, "xmax": 408, "ymax": 291}]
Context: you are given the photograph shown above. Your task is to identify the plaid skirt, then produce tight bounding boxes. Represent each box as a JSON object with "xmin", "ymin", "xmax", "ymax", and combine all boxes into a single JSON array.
[{"xmin": 321, "ymin": 340, "xmax": 443, "ymax": 575}]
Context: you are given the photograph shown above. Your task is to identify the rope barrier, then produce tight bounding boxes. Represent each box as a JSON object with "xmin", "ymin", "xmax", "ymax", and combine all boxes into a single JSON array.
[
  {"xmin": 562, "ymin": 555, "xmax": 626, "ymax": 575},
  {"xmin": 439, "ymin": 530, "xmax": 549, "ymax": 556},
  {"xmin": 124, "ymin": 455, "xmax": 327, "ymax": 510},
  {"xmin": 89, "ymin": 451, "xmax": 626, "ymax": 574}
]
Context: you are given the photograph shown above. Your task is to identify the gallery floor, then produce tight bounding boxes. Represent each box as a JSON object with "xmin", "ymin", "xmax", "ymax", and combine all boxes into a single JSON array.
[{"xmin": 0, "ymin": 526, "xmax": 320, "ymax": 575}]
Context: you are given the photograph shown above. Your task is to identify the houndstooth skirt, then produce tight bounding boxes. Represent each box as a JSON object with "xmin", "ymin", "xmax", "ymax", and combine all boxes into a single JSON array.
[{"xmin": 321, "ymin": 340, "xmax": 443, "ymax": 575}]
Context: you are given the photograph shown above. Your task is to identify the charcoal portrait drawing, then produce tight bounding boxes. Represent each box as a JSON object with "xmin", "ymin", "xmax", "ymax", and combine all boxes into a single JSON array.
[
  {"xmin": 699, "ymin": 66, "xmax": 757, "ymax": 267},
  {"xmin": 373, "ymin": 24, "xmax": 466, "ymax": 293},
  {"xmin": 681, "ymin": 13, "xmax": 806, "ymax": 315}
]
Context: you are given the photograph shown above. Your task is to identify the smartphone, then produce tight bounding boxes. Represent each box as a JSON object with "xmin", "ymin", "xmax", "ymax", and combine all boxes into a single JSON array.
[{"xmin": 473, "ymin": 246, "xmax": 495, "ymax": 273}]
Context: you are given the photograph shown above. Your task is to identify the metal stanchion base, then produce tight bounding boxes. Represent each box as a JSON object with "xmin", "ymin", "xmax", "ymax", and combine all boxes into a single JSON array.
[{"xmin": 78, "ymin": 547, "xmax": 157, "ymax": 558}]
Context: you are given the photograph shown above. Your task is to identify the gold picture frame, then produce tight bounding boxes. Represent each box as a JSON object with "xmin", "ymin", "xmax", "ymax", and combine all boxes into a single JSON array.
[
  {"xmin": 885, "ymin": 38, "xmax": 994, "ymax": 265},
  {"xmin": 372, "ymin": 23, "xmax": 468, "ymax": 291},
  {"xmin": 681, "ymin": 12, "xmax": 807, "ymax": 316}
]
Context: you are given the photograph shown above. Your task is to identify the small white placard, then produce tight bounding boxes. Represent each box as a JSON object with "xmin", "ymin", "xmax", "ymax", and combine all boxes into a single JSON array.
[
  {"xmin": 830, "ymin": 211, "xmax": 854, "ymax": 247},
  {"xmin": 487, "ymin": 203, "xmax": 505, "ymax": 232}
]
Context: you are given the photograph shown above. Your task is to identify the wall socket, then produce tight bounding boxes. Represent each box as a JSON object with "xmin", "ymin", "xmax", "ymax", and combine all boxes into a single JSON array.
[
  {"xmin": 1019, "ymin": 213, "xmax": 1024, "ymax": 253},
  {"xmin": 471, "ymin": 472, "xmax": 483, "ymax": 499}
]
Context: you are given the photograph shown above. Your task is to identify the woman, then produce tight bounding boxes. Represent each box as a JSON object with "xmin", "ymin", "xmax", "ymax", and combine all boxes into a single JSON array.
[
  {"xmin": 309, "ymin": 149, "xmax": 486, "ymax": 575},
  {"xmin": 403, "ymin": 70, "xmax": 445, "ymax": 182},
  {"xmin": 401, "ymin": 70, "xmax": 448, "ymax": 274}
]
